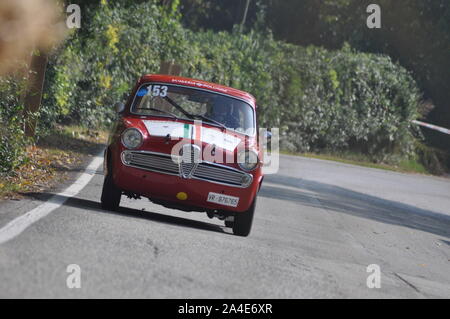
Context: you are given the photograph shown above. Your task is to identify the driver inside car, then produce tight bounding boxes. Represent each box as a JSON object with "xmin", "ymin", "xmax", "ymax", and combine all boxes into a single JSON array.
[{"xmin": 206, "ymin": 97, "xmax": 240, "ymax": 130}]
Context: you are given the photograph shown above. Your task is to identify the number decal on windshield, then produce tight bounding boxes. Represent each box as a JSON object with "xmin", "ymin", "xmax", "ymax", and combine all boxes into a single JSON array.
[{"xmin": 149, "ymin": 85, "xmax": 168, "ymax": 98}]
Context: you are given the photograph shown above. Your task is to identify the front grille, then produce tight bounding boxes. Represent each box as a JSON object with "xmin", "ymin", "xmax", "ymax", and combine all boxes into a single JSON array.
[
  {"xmin": 193, "ymin": 163, "xmax": 247, "ymax": 186},
  {"xmin": 121, "ymin": 150, "xmax": 252, "ymax": 188},
  {"xmin": 180, "ymin": 144, "xmax": 200, "ymax": 178},
  {"xmin": 122, "ymin": 151, "xmax": 179, "ymax": 175}
]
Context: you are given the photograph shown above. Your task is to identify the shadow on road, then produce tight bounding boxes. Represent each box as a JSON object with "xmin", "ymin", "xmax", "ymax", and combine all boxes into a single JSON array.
[
  {"xmin": 23, "ymin": 192, "xmax": 227, "ymax": 235},
  {"xmin": 261, "ymin": 174, "xmax": 450, "ymax": 239}
]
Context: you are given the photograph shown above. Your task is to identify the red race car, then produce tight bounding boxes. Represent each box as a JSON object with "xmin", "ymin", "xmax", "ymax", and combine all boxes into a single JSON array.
[{"xmin": 101, "ymin": 74, "xmax": 264, "ymax": 236}]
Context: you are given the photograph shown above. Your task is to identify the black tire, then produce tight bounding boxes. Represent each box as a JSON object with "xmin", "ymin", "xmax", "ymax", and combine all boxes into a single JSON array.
[
  {"xmin": 224, "ymin": 220, "xmax": 234, "ymax": 228},
  {"xmin": 101, "ymin": 172, "xmax": 121, "ymax": 211},
  {"xmin": 232, "ymin": 198, "xmax": 256, "ymax": 237}
]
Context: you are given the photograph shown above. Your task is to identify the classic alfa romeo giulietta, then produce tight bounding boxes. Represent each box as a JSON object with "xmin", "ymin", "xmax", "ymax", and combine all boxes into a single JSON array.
[{"xmin": 101, "ymin": 74, "xmax": 264, "ymax": 236}]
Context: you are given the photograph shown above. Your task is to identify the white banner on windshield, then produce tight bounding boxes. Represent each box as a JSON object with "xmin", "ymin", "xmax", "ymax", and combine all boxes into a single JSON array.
[{"xmin": 143, "ymin": 120, "xmax": 241, "ymax": 152}]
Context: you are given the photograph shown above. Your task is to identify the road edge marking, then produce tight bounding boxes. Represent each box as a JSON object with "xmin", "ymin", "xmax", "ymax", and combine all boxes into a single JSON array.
[{"xmin": 0, "ymin": 151, "xmax": 104, "ymax": 245}]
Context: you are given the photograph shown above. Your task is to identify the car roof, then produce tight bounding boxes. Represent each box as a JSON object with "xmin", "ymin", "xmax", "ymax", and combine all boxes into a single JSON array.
[{"xmin": 138, "ymin": 74, "xmax": 256, "ymax": 107}]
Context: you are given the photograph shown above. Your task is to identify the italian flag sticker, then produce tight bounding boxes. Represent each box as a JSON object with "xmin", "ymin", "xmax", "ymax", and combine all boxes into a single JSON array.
[
  {"xmin": 193, "ymin": 121, "xmax": 202, "ymax": 140},
  {"xmin": 183, "ymin": 123, "xmax": 191, "ymax": 138},
  {"xmin": 182, "ymin": 122, "xmax": 201, "ymax": 140}
]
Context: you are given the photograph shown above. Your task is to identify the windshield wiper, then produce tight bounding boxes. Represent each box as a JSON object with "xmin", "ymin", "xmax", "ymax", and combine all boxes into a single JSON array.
[
  {"xmin": 163, "ymin": 96, "xmax": 194, "ymax": 119},
  {"xmin": 137, "ymin": 108, "xmax": 180, "ymax": 120},
  {"xmin": 192, "ymin": 114, "xmax": 227, "ymax": 131},
  {"xmin": 163, "ymin": 96, "xmax": 227, "ymax": 131}
]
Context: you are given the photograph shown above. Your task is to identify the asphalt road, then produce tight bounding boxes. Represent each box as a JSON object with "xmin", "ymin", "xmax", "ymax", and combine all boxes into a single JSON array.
[{"xmin": 0, "ymin": 153, "xmax": 449, "ymax": 298}]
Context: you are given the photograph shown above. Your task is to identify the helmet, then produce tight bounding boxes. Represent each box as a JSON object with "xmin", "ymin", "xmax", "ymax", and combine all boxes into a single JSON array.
[
  {"xmin": 205, "ymin": 97, "xmax": 239, "ymax": 129},
  {"xmin": 213, "ymin": 97, "xmax": 229, "ymax": 116}
]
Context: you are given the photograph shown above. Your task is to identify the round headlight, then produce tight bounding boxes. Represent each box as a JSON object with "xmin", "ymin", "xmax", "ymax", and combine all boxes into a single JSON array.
[
  {"xmin": 121, "ymin": 128, "xmax": 143, "ymax": 149},
  {"xmin": 237, "ymin": 150, "xmax": 259, "ymax": 172},
  {"xmin": 241, "ymin": 174, "xmax": 253, "ymax": 187}
]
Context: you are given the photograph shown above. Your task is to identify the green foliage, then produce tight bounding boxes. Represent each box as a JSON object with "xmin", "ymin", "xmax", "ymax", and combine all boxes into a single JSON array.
[
  {"xmin": 414, "ymin": 141, "xmax": 448, "ymax": 175},
  {"xmin": 0, "ymin": 74, "xmax": 28, "ymax": 173},
  {"xmin": 42, "ymin": 0, "xmax": 193, "ymax": 127},
  {"xmin": 262, "ymin": 0, "xmax": 450, "ymax": 152}
]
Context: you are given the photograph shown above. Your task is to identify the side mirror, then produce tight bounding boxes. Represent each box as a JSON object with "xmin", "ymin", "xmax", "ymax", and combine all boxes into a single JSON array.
[
  {"xmin": 114, "ymin": 102, "xmax": 125, "ymax": 113},
  {"xmin": 262, "ymin": 131, "xmax": 272, "ymax": 151},
  {"xmin": 264, "ymin": 131, "xmax": 272, "ymax": 140}
]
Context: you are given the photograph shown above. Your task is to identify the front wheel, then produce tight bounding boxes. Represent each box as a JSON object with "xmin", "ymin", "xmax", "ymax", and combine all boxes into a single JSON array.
[
  {"xmin": 232, "ymin": 198, "xmax": 256, "ymax": 237},
  {"xmin": 224, "ymin": 220, "xmax": 234, "ymax": 228},
  {"xmin": 101, "ymin": 173, "xmax": 121, "ymax": 211}
]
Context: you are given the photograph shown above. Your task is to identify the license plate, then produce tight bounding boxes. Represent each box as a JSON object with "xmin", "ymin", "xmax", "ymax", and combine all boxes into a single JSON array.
[{"xmin": 207, "ymin": 192, "xmax": 239, "ymax": 207}]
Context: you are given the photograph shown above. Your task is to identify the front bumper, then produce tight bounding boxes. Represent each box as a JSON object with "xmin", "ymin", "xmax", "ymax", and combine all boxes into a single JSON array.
[{"xmin": 112, "ymin": 152, "xmax": 260, "ymax": 213}]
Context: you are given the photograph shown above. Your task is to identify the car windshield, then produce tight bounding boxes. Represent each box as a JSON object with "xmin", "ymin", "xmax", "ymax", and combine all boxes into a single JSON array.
[{"xmin": 131, "ymin": 83, "xmax": 255, "ymax": 135}]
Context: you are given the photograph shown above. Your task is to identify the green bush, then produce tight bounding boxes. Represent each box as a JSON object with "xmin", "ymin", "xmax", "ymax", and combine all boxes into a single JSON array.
[
  {"xmin": 0, "ymin": 74, "xmax": 28, "ymax": 173},
  {"xmin": 42, "ymin": 1, "xmax": 191, "ymax": 128}
]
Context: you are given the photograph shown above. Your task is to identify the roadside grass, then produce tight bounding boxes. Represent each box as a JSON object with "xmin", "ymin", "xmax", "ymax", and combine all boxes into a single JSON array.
[
  {"xmin": 281, "ymin": 150, "xmax": 430, "ymax": 175},
  {"xmin": 0, "ymin": 125, "xmax": 108, "ymax": 200}
]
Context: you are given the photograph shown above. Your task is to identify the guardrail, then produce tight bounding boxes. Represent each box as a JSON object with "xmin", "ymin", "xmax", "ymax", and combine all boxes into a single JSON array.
[{"xmin": 412, "ymin": 120, "xmax": 450, "ymax": 135}]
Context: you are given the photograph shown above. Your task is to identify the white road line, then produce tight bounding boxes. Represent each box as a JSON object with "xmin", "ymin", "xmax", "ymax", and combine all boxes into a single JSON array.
[{"xmin": 0, "ymin": 152, "xmax": 104, "ymax": 245}]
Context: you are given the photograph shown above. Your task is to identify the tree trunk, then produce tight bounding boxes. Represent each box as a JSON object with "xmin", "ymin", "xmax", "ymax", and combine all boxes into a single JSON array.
[
  {"xmin": 240, "ymin": 0, "xmax": 251, "ymax": 32},
  {"xmin": 161, "ymin": 0, "xmax": 172, "ymax": 7},
  {"xmin": 159, "ymin": 61, "xmax": 182, "ymax": 76},
  {"xmin": 23, "ymin": 51, "xmax": 48, "ymax": 138}
]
